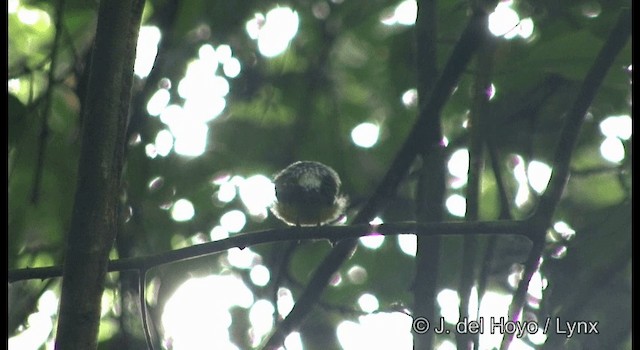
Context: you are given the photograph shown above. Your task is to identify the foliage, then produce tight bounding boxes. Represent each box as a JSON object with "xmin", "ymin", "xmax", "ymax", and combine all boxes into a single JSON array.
[{"xmin": 8, "ymin": 0, "xmax": 631, "ymax": 349}]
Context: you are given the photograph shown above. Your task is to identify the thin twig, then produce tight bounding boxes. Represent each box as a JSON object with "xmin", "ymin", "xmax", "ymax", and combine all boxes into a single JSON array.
[{"xmin": 30, "ymin": 0, "xmax": 66, "ymax": 204}]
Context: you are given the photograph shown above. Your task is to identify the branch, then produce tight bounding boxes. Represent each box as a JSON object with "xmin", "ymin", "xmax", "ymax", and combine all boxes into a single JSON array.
[
  {"xmin": 500, "ymin": 8, "xmax": 631, "ymax": 350},
  {"xmin": 457, "ymin": 31, "xmax": 496, "ymax": 350},
  {"xmin": 30, "ymin": 0, "xmax": 66, "ymax": 204},
  {"xmin": 53, "ymin": 0, "xmax": 145, "ymax": 349},
  {"xmin": 413, "ymin": 0, "xmax": 441, "ymax": 349},
  {"xmin": 9, "ymin": 220, "xmax": 529, "ymax": 283}
]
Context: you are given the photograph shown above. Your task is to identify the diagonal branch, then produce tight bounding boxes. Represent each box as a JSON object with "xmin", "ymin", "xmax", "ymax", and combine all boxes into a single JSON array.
[{"xmin": 500, "ymin": 8, "xmax": 631, "ymax": 350}]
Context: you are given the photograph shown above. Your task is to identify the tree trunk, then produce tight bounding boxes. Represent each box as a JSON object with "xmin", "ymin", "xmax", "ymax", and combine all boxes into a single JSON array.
[{"xmin": 54, "ymin": 0, "xmax": 144, "ymax": 348}]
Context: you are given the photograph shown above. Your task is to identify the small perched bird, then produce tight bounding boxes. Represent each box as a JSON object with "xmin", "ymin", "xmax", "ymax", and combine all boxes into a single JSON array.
[{"xmin": 270, "ymin": 161, "xmax": 348, "ymax": 226}]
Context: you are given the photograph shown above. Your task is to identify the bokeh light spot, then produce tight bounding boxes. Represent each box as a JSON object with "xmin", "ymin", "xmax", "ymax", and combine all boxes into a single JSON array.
[
  {"xmin": 357, "ymin": 293, "xmax": 379, "ymax": 313},
  {"xmin": 398, "ymin": 234, "xmax": 416, "ymax": 257},
  {"xmin": 600, "ymin": 137, "xmax": 625, "ymax": 163},
  {"xmin": 171, "ymin": 199, "xmax": 195, "ymax": 222},
  {"xmin": 239, "ymin": 175, "xmax": 276, "ymax": 217},
  {"xmin": 527, "ymin": 160, "xmax": 552, "ymax": 194},
  {"xmin": 599, "ymin": 115, "xmax": 632, "ymax": 140},
  {"xmin": 445, "ymin": 194, "xmax": 466, "ymax": 217},
  {"xmin": 220, "ymin": 210, "xmax": 247, "ymax": 233},
  {"xmin": 135, "ymin": 26, "xmax": 161, "ymax": 78},
  {"xmin": 351, "ymin": 122, "xmax": 380, "ymax": 148},
  {"xmin": 250, "ymin": 265, "xmax": 271, "ymax": 287}
]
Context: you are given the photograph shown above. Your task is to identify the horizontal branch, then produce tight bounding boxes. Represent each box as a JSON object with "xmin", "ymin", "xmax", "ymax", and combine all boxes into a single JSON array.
[{"xmin": 8, "ymin": 220, "xmax": 529, "ymax": 283}]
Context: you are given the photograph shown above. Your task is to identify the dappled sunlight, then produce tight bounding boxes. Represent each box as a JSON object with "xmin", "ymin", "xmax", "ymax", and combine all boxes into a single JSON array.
[
  {"xmin": 488, "ymin": 1, "xmax": 535, "ymax": 40},
  {"xmin": 16, "ymin": 5, "xmax": 50, "ymax": 26},
  {"xmin": 437, "ymin": 341, "xmax": 457, "ymax": 350},
  {"xmin": 398, "ymin": 234, "xmax": 417, "ymax": 257},
  {"xmin": 210, "ymin": 225, "xmax": 230, "ymax": 241},
  {"xmin": 135, "ymin": 26, "xmax": 161, "ymax": 78},
  {"xmin": 437, "ymin": 288, "xmax": 460, "ymax": 324},
  {"xmin": 508, "ymin": 265, "xmax": 547, "ymax": 306},
  {"xmin": 8, "ymin": 78, "xmax": 21, "ymax": 95},
  {"xmin": 380, "ymin": 0, "xmax": 417, "ymax": 26},
  {"xmin": 361, "ymin": 217, "xmax": 386, "ymax": 248},
  {"xmin": 212, "ymin": 173, "xmax": 276, "ymax": 220},
  {"xmin": 154, "ymin": 129, "xmax": 174, "ymax": 157},
  {"xmin": 359, "ymin": 233, "xmax": 385, "ymax": 249},
  {"xmin": 527, "ymin": 160, "xmax": 552, "ymax": 194},
  {"xmin": 162, "ymin": 275, "xmax": 253, "ymax": 350},
  {"xmin": 8, "ymin": 290, "xmax": 58, "ymax": 350},
  {"xmin": 277, "ymin": 287, "xmax": 295, "ymax": 319},
  {"xmin": 171, "ymin": 198, "xmax": 195, "ymax": 222},
  {"xmin": 553, "ymin": 221, "xmax": 576, "ymax": 240},
  {"xmin": 246, "ymin": 7, "xmax": 300, "ymax": 58},
  {"xmin": 599, "ymin": 115, "xmax": 631, "ymax": 163},
  {"xmin": 351, "ymin": 122, "xmax": 381, "ymax": 148},
  {"xmin": 357, "ymin": 293, "xmax": 379, "ymax": 313},
  {"xmin": 7, "ymin": 0, "xmax": 631, "ymax": 348},
  {"xmin": 220, "ymin": 210, "xmax": 247, "ymax": 233},
  {"xmin": 347, "ymin": 265, "xmax": 368, "ymax": 285},
  {"xmin": 402, "ymin": 88, "xmax": 418, "ymax": 108},
  {"xmin": 227, "ymin": 247, "xmax": 259, "ymax": 269},
  {"xmin": 436, "ymin": 287, "xmax": 544, "ymax": 349},
  {"xmin": 217, "ymin": 181, "xmax": 238, "ymax": 203},
  {"xmin": 239, "ymin": 175, "xmax": 277, "ymax": 218},
  {"xmin": 146, "ymin": 88, "xmax": 171, "ymax": 116},
  {"xmin": 144, "ymin": 41, "xmax": 242, "ymax": 158},
  {"xmin": 337, "ymin": 312, "xmax": 413, "ymax": 349},
  {"xmin": 445, "ymin": 194, "xmax": 466, "ymax": 217},
  {"xmin": 447, "ymin": 148, "xmax": 469, "ymax": 189},
  {"xmin": 284, "ymin": 332, "xmax": 304, "ymax": 350},
  {"xmin": 599, "ymin": 115, "xmax": 632, "ymax": 140},
  {"xmin": 476, "ymin": 290, "xmax": 514, "ymax": 349},
  {"xmin": 512, "ymin": 155, "xmax": 531, "ymax": 207},
  {"xmin": 249, "ymin": 264, "xmax": 271, "ymax": 287},
  {"xmin": 248, "ymin": 299, "xmax": 275, "ymax": 346},
  {"xmin": 600, "ymin": 137, "xmax": 625, "ymax": 163},
  {"xmin": 8, "ymin": 0, "xmax": 19, "ymax": 13}
]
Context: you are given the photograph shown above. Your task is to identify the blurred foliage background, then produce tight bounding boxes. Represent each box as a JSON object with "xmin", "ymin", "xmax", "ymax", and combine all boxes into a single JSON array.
[{"xmin": 8, "ymin": 0, "xmax": 631, "ymax": 349}]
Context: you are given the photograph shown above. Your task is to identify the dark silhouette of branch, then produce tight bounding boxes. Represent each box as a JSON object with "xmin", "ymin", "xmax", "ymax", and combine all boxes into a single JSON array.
[
  {"xmin": 457, "ymin": 32, "xmax": 496, "ymax": 350},
  {"xmin": 413, "ymin": 0, "xmax": 441, "ymax": 349},
  {"xmin": 30, "ymin": 0, "xmax": 66, "ymax": 204},
  {"xmin": 53, "ymin": 0, "xmax": 145, "ymax": 348},
  {"xmin": 500, "ymin": 8, "xmax": 631, "ymax": 350},
  {"xmin": 9, "ymin": 220, "xmax": 529, "ymax": 283}
]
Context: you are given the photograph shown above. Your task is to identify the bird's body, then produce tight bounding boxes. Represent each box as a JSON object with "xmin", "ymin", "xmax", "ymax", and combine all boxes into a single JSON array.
[{"xmin": 270, "ymin": 161, "xmax": 347, "ymax": 226}]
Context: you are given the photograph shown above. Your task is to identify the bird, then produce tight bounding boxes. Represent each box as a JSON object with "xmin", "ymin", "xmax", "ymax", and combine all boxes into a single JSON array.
[{"xmin": 270, "ymin": 161, "xmax": 347, "ymax": 226}]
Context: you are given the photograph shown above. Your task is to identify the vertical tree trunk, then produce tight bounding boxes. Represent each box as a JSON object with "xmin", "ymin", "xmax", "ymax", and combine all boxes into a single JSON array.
[{"xmin": 54, "ymin": 0, "xmax": 144, "ymax": 349}]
